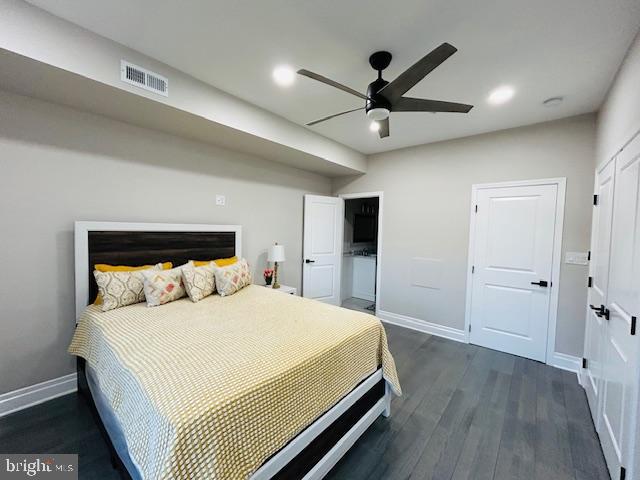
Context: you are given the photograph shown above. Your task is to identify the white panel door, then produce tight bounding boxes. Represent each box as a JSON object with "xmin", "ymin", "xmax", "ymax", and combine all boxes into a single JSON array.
[
  {"xmin": 583, "ymin": 157, "xmax": 615, "ymax": 426},
  {"xmin": 302, "ymin": 195, "xmax": 343, "ymax": 305},
  {"xmin": 600, "ymin": 138, "xmax": 640, "ymax": 479},
  {"xmin": 469, "ymin": 184, "xmax": 558, "ymax": 362}
]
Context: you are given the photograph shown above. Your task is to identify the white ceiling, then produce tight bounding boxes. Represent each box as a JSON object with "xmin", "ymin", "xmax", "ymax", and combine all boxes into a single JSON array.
[{"xmin": 26, "ymin": 0, "xmax": 640, "ymax": 155}]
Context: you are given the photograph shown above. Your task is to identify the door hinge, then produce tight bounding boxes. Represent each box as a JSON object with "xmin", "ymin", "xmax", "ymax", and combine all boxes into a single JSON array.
[
  {"xmin": 472, "ymin": 265, "xmax": 475, "ymax": 274},
  {"xmin": 587, "ymin": 250, "xmax": 591, "ymax": 261},
  {"xmin": 582, "ymin": 358, "xmax": 588, "ymax": 369},
  {"xmin": 631, "ymin": 316, "xmax": 637, "ymax": 336},
  {"xmin": 620, "ymin": 466, "xmax": 626, "ymax": 480},
  {"xmin": 593, "ymin": 194, "xmax": 599, "ymax": 206},
  {"xmin": 468, "ymin": 324, "xmax": 472, "ymax": 332},
  {"xmin": 588, "ymin": 276, "xmax": 593, "ymax": 288},
  {"xmin": 475, "ymin": 204, "xmax": 478, "ymax": 213}
]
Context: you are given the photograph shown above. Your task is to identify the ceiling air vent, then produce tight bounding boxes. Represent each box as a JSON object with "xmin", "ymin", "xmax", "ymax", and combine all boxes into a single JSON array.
[{"xmin": 120, "ymin": 60, "xmax": 168, "ymax": 97}]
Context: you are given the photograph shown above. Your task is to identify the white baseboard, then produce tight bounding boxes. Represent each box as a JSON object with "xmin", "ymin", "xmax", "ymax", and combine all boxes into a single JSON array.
[
  {"xmin": 377, "ymin": 310, "xmax": 467, "ymax": 343},
  {"xmin": 0, "ymin": 373, "xmax": 77, "ymax": 418},
  {"xmin": 547, "ymin": 352, "xmax": 581, "ymax": 374}
]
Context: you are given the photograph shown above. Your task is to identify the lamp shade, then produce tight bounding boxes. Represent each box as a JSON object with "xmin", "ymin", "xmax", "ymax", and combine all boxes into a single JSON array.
[{"xmin": 268, "ymin": 244, "xmax": 286, "ymax": 263}]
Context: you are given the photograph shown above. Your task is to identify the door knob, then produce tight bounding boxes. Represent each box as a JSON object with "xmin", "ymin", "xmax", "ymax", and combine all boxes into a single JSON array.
[
  {"xmin": 531, "ymin": 280, "xmax": 549, "ymax": 287},
  {"xmin": 305, "ymin": 259, "xmax": 315, "ymax": 264}
]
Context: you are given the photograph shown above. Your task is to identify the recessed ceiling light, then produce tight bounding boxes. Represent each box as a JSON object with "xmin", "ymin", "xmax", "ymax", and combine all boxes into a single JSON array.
[
  {"xmin": 369, "ymin": 121, "xmax": 380, "ymax": 132},
  {"xmin": 487, "ymin": 86, "xmax": 515, "ymax": 105},
  {"xmin": 543, "ymin": 96, "xmax": 564, "ymax": 107},
  {"xmin": 272, "ymin": 66, "xmax": 296, "ymax": 87}
]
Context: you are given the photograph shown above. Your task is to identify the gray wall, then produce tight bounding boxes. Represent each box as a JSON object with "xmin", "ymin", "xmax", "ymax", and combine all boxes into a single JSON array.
[
  {"xmin": 0, "ymin": 90, "xmax": 330, "ymax": 394},
  {"xmin": 333, "ymin": 114, "xmax": 596, "ymax": 357},
  {"xmin": 0, "ymin": 86, "xmax": 601, "ymax": 395}
]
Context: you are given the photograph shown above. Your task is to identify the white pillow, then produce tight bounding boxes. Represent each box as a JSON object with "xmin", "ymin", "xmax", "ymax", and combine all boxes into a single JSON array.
[
  {"xmin": 142, "ymin": 265, "xmax": 187, "ymax": 307},
  {"xmin": 181, "ymin": 263, "xmax": 216, "ymax": 303},
  {"xmin": 213, "ymin": 258, "xmax": 252, "ymax": 296},
  {"xmin": 94, "ymin": 263, "xmax": 164, "ymax": 312}
]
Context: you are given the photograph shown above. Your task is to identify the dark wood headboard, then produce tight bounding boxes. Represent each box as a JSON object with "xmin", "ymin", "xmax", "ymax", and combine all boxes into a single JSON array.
[{"xmin": 75, "ymin": 222, "xmax": 242, "ymax": 320}]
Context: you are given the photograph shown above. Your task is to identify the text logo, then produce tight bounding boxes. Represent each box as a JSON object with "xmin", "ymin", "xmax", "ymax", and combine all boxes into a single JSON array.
[{"xmin": 0, "ymin": 455, "xmax": 77, "ymax": 480}]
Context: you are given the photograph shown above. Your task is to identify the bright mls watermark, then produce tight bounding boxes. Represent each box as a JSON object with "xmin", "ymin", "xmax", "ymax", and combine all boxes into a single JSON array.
[{"xmin": 0, "ymin": 455, "xmax": 77, "ymax": 479}]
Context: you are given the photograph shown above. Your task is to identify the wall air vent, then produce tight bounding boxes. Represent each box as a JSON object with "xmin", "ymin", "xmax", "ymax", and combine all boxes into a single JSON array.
[{"xmin": 120, "ymin": 60, "xmax": 168, "ymax": 97}]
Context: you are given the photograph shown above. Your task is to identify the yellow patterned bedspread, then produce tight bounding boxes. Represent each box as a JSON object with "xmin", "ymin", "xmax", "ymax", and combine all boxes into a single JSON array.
[{"xmin": 69, "ymin": 285, "xmax": 401, "ymax": 480}]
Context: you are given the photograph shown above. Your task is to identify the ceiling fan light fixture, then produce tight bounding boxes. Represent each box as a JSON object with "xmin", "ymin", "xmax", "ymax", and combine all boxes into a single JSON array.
[
  {"xmin": 369, "ymin": 121, "xmax": 381, "ymax": 132},
  {"xmin": 366, "ymin": 107, "xmax": 390, "ymax": 121}
]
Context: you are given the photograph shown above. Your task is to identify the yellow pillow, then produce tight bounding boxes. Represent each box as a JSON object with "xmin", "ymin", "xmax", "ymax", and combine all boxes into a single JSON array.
[
  {"xmin": 93, "ymin": 262, "xmax": 173, "ymax": 304},
  {"xmin": 94, "ymin": 262, "xmax": 173, "ymax": 272},
  {"xmin": 192, "ymin": 256, "xmax": 237, "ymax": 267}
]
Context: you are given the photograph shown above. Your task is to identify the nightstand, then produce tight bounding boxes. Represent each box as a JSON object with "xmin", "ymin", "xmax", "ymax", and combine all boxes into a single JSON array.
[{"xmin": 263, "ymin": 284, "xmax": 297, "ymax": 295}]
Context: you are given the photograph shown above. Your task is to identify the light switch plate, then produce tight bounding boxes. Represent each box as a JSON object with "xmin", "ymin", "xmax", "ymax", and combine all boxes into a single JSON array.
[
  {"xmin": 565, "ymin": 251, "xmax": 589, "ymax": 265},
  {"xmin": 215, "ymin": 194, "xmax": 226, "ymax": 206}
]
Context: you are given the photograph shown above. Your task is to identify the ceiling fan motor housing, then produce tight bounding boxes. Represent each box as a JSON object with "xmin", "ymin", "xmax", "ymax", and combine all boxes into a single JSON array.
[{"xmin": 366, "ymin": 77, "xmax": 391, "ymax": 119}]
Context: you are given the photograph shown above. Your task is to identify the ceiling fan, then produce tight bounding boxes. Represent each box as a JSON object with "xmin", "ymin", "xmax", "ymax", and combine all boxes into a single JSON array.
[{"xmin": 298, "ymin": 43, "xmax": 473, "ymax": 138}]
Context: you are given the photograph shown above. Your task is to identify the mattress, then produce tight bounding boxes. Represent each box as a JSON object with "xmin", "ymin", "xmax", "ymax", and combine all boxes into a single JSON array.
[
  {"xmin": 86, "ymin": 363, "xmax": 143, "ymax": 480},
  {"xmin": 69, "ymin": 285, "xmax": 401, "ymax": 480}
]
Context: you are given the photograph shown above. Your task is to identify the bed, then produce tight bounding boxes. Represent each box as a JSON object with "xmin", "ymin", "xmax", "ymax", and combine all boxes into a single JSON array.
[{"xmin": 70, "ymin": 221, "xmax": 401, "ymax": 480}]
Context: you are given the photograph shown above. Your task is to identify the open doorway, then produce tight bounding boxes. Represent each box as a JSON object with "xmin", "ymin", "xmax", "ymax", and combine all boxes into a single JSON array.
[
  {"xmin": 301, "ymin": 192, "xmax": 383, "ymax": 312},
  {"xmin": 340, "ymin": 193, "xmax": 382, "ymax": 315}
]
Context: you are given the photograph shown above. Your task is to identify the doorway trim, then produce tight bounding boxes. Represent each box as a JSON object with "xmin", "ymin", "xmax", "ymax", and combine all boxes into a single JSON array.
[
  {"xmin": 338, "ymin": 191, "xmax": 384, "ymax": 315},
  {"xmin": 463, "ymin": 177, "xmax": 566, "ymax": 364}
]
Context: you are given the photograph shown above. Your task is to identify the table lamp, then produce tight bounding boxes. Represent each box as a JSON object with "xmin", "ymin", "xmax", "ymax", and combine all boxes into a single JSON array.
[{"xmin": 268, "ymin": 243, "xmax": 286, "ymax": 289}]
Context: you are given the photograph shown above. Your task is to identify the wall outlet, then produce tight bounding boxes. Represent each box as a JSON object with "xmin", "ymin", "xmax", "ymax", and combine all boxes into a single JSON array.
[{"xmin": 215, "ymin": 195, "xmax": 226, "ymax": 206}]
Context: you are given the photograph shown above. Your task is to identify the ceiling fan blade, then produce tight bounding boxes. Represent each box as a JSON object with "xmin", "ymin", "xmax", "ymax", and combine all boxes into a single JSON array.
[
  {"xmin": 393, "ymin": 97, "xmax": 473, "ymax": 113},
  {"xmin": 306, "ymin": 107, "xmax": 365, "ymax": 126},
  {"xmin": 298, "ymin": 69, "xmax": 368, "ymax": 100},
  {"xmin": 378, "ymin": 43, "xmax": 458, "ymax": 101},
  {"xmin": 378, "ymin": 118, "xmax": 390, "ymax": 138}
]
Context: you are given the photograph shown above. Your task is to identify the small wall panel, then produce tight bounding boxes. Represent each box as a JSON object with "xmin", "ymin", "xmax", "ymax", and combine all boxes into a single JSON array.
[{"xmin": 410, "ymin": 257, "xmax": 444, "ymax": 290}]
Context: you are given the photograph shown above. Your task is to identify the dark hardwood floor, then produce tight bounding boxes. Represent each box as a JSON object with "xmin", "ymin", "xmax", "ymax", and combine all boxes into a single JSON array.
[{"xmin": 0, "ymin": 324, "xmax": 609, "ymax": 480}]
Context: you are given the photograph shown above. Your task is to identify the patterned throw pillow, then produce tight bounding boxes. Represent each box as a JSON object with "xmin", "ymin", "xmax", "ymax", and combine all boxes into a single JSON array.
[
  {"xmin": 93, "ymin": 262, "xmax": 173, "ymax": 305},
  {"xmin": 142, "ymin": 266, "xmax": 187, "ymax": 307},
  {"xmin": 94, "ymin": 263, "xmax": 164, "ymax": 312},
  {"xmin": 213, "ymin": 258, "xmax": 252, "ymax": 296},
  {"xmin": 181, "ymin": 264, "xmax": 216, "ymax": 303}
]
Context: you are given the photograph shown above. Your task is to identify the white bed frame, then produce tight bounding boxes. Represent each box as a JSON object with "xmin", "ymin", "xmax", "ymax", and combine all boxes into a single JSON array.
[
  {"xmin": 74, "ymin": 221, "xmax": 392, "ymax": 480},
  {"xmin": 253, "ymin": 370, "xmax": 391, "ymax": 480}
]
